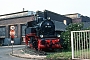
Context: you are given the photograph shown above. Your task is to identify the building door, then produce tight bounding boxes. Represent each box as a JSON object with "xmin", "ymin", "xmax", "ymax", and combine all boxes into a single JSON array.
[
  {"xmin": 21, "ymin": 24, "xmax": 26, "ymax": 42},
  {"xmin": 0, "ymin": 26, "xmax": 6, "ymax": 45},
  {"xmin": 0, "ymin": 26, "xmax": 6, "ymax": 38}
]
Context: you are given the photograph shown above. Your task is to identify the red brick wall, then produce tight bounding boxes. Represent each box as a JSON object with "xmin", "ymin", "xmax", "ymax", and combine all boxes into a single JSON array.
[{"xmin": 72, "ymin": 18, "xmax": 81, "ymax": 23}]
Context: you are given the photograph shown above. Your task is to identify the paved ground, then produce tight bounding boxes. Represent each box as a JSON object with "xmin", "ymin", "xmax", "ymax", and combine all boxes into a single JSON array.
[{"xmin": 0, "ymin": 45, "xmax": 46, "ymax": 60}]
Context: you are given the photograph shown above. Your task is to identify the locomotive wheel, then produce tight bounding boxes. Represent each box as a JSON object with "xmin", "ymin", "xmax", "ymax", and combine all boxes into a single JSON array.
[{"xmin": 30, "ymin": 37, "xmax": 38, "ymax": 50}]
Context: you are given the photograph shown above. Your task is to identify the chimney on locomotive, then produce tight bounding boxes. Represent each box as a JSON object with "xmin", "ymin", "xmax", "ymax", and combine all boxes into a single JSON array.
[
  {"xmin": 44, "ymin": 10, "xmax": 47, "ymax": 19},
  {"xmin": 44, "ymin": 10, "xmax": 50, "ymax": 20}
]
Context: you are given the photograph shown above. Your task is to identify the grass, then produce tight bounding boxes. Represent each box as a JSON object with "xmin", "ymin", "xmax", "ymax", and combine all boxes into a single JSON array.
[
  {"xmin": 74, "ymin": 49, "xmax": 90, "ymax": 59},
  {"xmin": 46, "ymin": 49, "xmax": 90, "ymax": 60},
  {"xmin": 46, "ymin": 51, "xmax": 72, "ymax": 60}
]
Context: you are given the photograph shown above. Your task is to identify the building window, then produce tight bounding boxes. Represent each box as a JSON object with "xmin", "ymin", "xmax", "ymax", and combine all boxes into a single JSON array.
[
  {"xmin": 63, "ymin": 20, "xmax": 67, "ymax": 25},
  {"xmin": 21, "ymin": 24, "xmax": 26, "ymax": 36},
  {"xmin": 0, "ymin": 26, "xmax": 6, "ymax": 37}
]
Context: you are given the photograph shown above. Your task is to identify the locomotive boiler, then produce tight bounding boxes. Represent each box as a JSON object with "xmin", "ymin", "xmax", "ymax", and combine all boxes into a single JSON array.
[{"xmin": 25, "ymin": 10, "xmax": 62, "ymax": 51}]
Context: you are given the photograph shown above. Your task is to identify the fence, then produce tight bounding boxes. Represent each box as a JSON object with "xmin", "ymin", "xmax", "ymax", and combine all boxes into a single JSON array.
[{"xmin": 71, "ymin": 30, "xmax": 90, "ymax": 60}]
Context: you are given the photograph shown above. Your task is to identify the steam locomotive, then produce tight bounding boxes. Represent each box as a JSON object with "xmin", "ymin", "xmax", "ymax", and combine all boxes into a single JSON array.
[{"xmin": 25, "ymin": 10, "xmax": 62, "ymax": 51}]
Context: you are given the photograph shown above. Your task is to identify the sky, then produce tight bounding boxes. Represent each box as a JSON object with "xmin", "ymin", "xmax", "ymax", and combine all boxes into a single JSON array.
[{"xmin": 0, "ymin": 0, "xmax": 90, "ymax": 17}]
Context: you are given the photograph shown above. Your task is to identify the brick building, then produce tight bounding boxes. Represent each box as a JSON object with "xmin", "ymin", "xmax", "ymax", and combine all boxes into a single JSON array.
[
  {"xmin": 0, "ymin": 11, "xmax": 35, "ymax": 45},
  {"xmin": 65, "ymin": 13, "xmax": 90, "ymax": 23}
]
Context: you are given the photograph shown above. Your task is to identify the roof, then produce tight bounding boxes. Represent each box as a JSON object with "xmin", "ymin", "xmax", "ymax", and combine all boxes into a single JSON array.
[
  {"xmin": 54, "ymin": 22, "xmax": 90, "ymax": 31},
  {"xmin": 65, "ymin": 13, "xmax": 80, "ymax": 16},
  {"xmin": 0, "ymin": 11, "xmax": 35, "ymax": 20},
  {"xmin": 54, "ymin": 21, "xmax": 67, "ymax": 31}
]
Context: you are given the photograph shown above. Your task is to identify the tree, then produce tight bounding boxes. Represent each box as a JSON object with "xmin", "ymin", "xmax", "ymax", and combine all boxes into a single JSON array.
[{"xmin": 61, "ymin": 23, "xmax": 83, "ymax": 51}]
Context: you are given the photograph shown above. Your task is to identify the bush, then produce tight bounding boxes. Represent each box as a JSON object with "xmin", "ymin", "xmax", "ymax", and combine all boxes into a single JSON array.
[{"xmin": 61, "ymin": 23, "xmax": 83, "ymax": 51}]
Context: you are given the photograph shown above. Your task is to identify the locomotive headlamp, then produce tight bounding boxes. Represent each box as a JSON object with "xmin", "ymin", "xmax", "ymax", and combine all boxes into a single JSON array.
[
  {"xmin": 47, "ymin": 17, "xmax": 50, "ymax": 20},
  {"xmin": 57, "ymin": 34, "xmax": 60, "ymax": 37},
  {"xmin": 40, "ymin": 35, "xmax": 43, "ymax": 38}
]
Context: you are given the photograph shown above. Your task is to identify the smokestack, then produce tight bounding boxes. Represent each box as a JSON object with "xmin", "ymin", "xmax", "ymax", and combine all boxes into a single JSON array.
[{"xmin": 44, "ymin": 10, "xmax": 47, "ymax": 19}]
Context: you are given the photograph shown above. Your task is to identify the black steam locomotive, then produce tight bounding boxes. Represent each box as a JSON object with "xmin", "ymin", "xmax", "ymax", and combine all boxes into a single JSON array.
[{"xmin": 25, "ymin": 10, "xmax": 62, "ymax": 50}]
